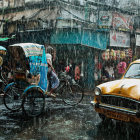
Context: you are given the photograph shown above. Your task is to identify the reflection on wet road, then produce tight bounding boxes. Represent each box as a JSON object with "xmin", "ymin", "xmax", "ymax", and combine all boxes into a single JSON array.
[{"xmin": 0, "ymin": 95, "xmax": 140, "ymax": 140}]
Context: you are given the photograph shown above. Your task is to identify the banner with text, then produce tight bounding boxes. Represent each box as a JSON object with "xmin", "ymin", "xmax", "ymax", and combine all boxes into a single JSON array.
[{"xmin": 110, "ymin": 31, "xmax": 130, "ymax": 47}]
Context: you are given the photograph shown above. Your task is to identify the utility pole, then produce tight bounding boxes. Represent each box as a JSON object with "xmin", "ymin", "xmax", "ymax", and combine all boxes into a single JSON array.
[{"xmin": 84, "ymin": 0, "xmax": 89, "ymax": 21}]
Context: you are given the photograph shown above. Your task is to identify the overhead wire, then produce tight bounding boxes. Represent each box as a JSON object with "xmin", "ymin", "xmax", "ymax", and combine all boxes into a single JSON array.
[{"xmin": 58, "ymin": 5, "xmax": 95, "ymax": 24}]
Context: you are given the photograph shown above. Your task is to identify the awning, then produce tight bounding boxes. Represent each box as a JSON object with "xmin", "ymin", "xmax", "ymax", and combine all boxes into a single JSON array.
[
  {"xmin": 0, "ymin": 35, "xmax": 15, "ymax": 42},
  {"xmin": 50, "ymin": 28, "xmax": 108, "ymax": 50},
  {"xmin": 0, "ymin": 8, "xmax": 58, "ymax": 22},
  {"xmin": 0, "ymin": 37, "xmax": 10, "ymax": 42}
]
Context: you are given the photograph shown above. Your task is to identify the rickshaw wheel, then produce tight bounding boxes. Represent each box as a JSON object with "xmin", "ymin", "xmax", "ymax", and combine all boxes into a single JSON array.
[
  {"xmin": 22, "ymin": 88, "xmax": 45, "ymax": 117},
  {"xmin": 3, "ymin": 85, "xmax": 23, "ymax": 112}
]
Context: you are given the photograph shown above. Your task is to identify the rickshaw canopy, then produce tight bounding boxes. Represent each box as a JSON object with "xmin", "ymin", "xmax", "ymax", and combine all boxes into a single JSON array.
[
  {"xmin": 9, "ymin": 43, "xmax": 43, "ymax": 57},
  {"xmin": 8, "ymin": 43, "xmax": 48, "ymax": 90}
]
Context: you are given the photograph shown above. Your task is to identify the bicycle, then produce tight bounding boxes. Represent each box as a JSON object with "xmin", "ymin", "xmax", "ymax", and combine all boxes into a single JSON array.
[
  {"xmin": 0, "ymin": 67, "xmax": 23, "ymax": 112},
  {"xmin": 22, "ymin": 71, "xmax": 84, "ymax": 117},
  {"xmin": 56, "ymin": 71, "xmax": 84, "ymax": 105},
  {"xmin": 3, "ymin": 70, "xmax": 45, "ymax": 117}
]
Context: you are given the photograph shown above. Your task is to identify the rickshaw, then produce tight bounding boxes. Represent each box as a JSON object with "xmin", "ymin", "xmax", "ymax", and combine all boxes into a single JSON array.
[
  {"xmin": 0, "ymin": 46, "xmax": 26, "ymax": 113},
  {"xmin": 3, "ymin": 43, "xmax": 48, "ymax": 117},
  {"xmin": 3, "ymin": 43, "xmax": 84, "ymax": 117}
]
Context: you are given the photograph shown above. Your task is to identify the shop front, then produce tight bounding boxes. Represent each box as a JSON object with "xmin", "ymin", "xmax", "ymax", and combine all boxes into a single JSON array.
[
  {"xmin": 98, "ymin": 30, "xmax": 132, "ymax": 84},
  {"xmin": 50, "ymin": 28, "xmax": 108, "ymax": 90}
]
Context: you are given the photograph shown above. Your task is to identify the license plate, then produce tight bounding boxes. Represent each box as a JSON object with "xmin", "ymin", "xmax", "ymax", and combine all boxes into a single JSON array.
[{"xmin": 103, "ymin": 110, "xmax": 130, "ymax": 122}]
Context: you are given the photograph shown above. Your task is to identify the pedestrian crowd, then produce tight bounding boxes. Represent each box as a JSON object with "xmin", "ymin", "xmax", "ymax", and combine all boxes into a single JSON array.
[{"xmin": 94, "ymin": 57, "xmax": 129, "ymax": 86}]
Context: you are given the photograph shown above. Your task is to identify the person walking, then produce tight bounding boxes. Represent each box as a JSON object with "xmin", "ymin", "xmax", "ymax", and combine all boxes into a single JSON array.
[
  {"xmin": 117, "ymin": 59, "xmax": 127, "ymax": 78},
  {"xmin": 45, "ymin": 46, "xmax": 59, "ymax": 98},
  {"xmin": 75, "ymin": 62, "xmax": 81, "ymax": 84}
]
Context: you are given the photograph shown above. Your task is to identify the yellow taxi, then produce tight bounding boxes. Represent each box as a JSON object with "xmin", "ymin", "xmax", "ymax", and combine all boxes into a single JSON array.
[{"xmin": 91, "ymin": 59, "xmax": 140, "ymax": 123}]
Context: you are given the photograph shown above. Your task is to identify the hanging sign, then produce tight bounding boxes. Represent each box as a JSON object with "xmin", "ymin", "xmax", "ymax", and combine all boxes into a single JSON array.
[
  {"xmin": 98, "ymin": 11, "xmax": 112, "ymax": 28},
  {"xmin": 112, "ymin": 12, "xmax": 133, "ymax": 31},
  {"xmin": 110, "ymin": 31, "xmax": 130, "ymax": 47}
]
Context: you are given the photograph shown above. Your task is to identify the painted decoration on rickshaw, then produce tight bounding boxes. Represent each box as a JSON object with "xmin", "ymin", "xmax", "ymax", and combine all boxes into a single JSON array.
[
  {"xmin": 38, "ymin": 48, "xmax": 48, "ymax": 90},
  {"xmin": 29, "ymin": 48, "xmax": 48, "ymax": 90},
  {"xmin": 28, "ymin": 46, "xmax": 48, "ymax": 90}
]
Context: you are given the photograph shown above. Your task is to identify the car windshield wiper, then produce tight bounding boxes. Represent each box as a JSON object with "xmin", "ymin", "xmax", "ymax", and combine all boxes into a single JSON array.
[{"xmin": 125, "ymin": 74, "xmax": 140, "ymax": 78}]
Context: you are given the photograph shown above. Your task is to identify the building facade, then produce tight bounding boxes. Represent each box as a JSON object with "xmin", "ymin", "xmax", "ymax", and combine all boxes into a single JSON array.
[{"xmin": 0, "ymin": 0, "xmax": 137, "ymax": 90}]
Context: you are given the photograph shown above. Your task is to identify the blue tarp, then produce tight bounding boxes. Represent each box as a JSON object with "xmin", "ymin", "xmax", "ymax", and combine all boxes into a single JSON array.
[{"xmin": 38, "ymin": 48, "xmax": 48, "ymax": 91}]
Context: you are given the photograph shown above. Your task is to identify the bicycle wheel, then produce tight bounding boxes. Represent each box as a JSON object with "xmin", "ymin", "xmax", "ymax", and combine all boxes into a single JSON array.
[
  {"xmin": 3, "ymin": 85, "xmax": 23, "ymax": 112},
  {"xmin": 61, "ymin": 84, "xmax": 84, "ymax": 106},
  {"xmin": 22, "ymin": 89, "xmax": 45, "ymax": 117}
]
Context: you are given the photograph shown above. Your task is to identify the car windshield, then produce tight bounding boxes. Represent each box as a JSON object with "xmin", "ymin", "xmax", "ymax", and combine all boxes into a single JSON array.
[{"xmin": 124, "ymin": 63, "xmax": 140, "ymax": 78}]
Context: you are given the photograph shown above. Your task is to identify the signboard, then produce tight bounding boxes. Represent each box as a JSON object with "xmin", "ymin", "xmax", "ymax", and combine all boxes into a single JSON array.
[
  {"xmin": 112, "ymin": 12, "xmax": 133, "ymax": 31},
  {"xmin": 110, "ymin": 31, "xmax": 130, "ymax": 47},
  {"xmin": 98, "ymin": 11, "xmax": 112, "ymax": 28},
  {"xmin": 136, "ymin": 34, "xmax": 140, "ymax": 46}
]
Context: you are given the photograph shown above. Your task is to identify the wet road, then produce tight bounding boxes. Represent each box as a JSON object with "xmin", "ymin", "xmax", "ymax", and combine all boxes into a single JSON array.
[{"xmin": 0, "ymin": 95, "xmax": 140, "ymax": 140}]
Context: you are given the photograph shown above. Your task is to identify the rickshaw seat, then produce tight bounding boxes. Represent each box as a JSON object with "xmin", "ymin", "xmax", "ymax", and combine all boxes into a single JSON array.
[{"xmin": 15, "ymin": 71, "xmax": 26, "ymax": 80}]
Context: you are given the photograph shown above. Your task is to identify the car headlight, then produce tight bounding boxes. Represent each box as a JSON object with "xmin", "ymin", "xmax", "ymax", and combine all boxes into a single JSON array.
[{"xmin": 94, "ymin": 87, "xmax": 101, "ymax": 96}]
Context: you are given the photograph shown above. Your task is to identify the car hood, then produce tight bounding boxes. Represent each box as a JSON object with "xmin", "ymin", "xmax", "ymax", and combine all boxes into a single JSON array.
[{"xmin": 98, "ymin": 79, "xmax": 140, "ymax": 100}]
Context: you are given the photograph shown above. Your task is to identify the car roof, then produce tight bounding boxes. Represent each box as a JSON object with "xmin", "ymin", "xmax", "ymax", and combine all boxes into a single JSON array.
[{"xmin": 131, "ymin": 59, "xmax": 140, "ymax": 64}]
